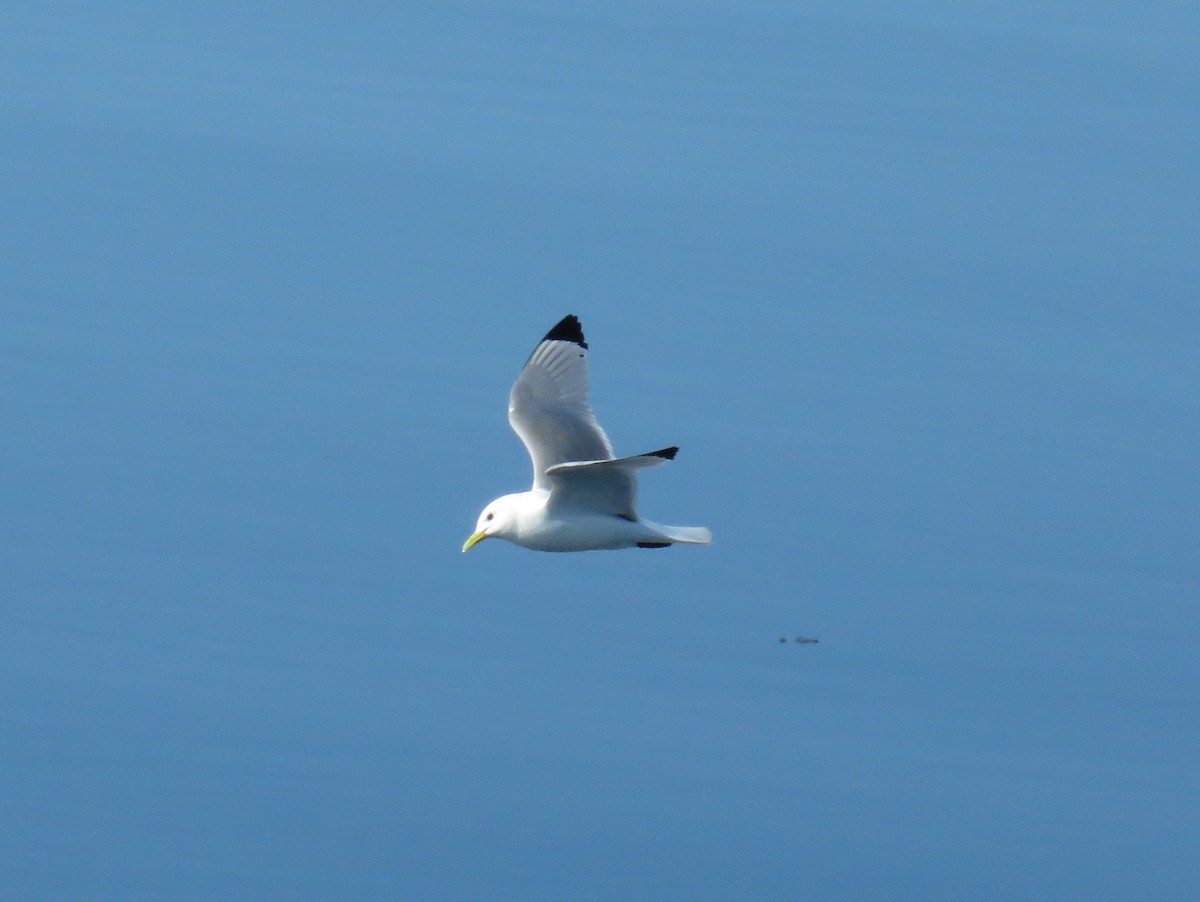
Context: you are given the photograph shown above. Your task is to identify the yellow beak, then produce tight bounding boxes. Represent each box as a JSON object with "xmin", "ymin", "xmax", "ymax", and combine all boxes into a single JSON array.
[{"xmin": 461, "ymin": 531, "xmax": 487, "ymax": 553}]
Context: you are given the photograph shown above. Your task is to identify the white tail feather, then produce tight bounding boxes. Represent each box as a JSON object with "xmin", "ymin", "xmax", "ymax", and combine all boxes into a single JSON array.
[{"xmin": 646, "ymin": 522, "xmax": 712, "ymax": 545}]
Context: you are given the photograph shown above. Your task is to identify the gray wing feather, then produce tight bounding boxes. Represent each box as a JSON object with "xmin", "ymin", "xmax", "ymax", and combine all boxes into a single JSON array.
[
  {"xmin": 546, "ymin": 465, "xmax": 637, "ymax": 518},
  {"xmin": 509, "ymin": 332, "xmax": 614, "ymax": 490},
  {"xmin": 543, "ymin": 451, "xmax": 674, "ymax": 518}
]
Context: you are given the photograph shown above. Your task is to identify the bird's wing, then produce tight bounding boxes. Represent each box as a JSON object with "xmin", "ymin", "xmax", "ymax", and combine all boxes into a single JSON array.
[
  {"xmin": 508, "ymin": 315, "xmax": 614, "ymax": 490},
  {"xmin": 544, "ymin": 446, "xmax": 678, "ymax": 519}
]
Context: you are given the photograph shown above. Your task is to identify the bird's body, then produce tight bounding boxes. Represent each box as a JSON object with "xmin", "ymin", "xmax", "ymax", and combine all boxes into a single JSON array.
[
  {"xmin": 463, "ymin": 315, "xmax": 711, "ymax": 553},
  {"xmin": 477, "ymin": 490, "xmax": 680, "ymax": 552}
]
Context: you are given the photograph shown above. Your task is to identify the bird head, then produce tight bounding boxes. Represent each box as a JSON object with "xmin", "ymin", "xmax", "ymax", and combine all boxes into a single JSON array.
[{"xmin": 462, "ymin": 495, "xmax": 519, "ymax": 552}]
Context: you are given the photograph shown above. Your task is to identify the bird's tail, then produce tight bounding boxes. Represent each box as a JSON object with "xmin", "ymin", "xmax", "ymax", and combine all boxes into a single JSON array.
[{"xmin": 644, "ymin": 522, "xmax": 713, "ymax": 545}]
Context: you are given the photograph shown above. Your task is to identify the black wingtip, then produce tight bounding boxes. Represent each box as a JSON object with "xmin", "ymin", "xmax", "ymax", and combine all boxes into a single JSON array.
[
  {"xmin": 648, "ymin": 446, "xmax": 679, "ymax": 460},
  {"xmin": 543, "ymin": 314, "xmax": 588, "ymax": 349}
]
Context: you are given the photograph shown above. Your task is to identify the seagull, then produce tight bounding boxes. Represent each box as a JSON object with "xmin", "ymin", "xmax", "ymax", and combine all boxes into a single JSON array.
[{"xmin": 462, "ymin": 315, "xmax": 712, "ymax": 553}]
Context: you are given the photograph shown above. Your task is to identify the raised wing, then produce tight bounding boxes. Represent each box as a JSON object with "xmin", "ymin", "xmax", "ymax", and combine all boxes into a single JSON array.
[{"xmin": 508, "ymin": 315, "xmax": 614, "ymax": 490}]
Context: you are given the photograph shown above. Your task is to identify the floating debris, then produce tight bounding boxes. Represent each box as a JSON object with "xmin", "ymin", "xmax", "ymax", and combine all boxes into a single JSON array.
[{"xmin": 794, "ymin": 636, "xmax": 819, "ymax": 644}]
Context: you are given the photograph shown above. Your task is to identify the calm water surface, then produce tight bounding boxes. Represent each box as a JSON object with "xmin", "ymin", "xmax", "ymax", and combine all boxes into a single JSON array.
[{"xmin": 2, "ymin": 2, "xmax": 1197, "ymax": 898}]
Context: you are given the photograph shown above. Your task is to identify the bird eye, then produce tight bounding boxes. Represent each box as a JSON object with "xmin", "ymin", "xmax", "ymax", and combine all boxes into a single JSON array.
[{"xmin": 486, "ymin": 512, "xmax": 494, "ymax": 521}]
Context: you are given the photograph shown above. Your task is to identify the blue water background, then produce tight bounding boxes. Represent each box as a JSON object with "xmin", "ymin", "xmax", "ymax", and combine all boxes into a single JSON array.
[{"xmin": 3, "ymin": 2, "xmax": 1197, "ymax": 898}]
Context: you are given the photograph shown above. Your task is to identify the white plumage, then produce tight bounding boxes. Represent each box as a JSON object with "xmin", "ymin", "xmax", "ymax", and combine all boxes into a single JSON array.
[{"xmin": 463, "ymin": 315, "xmax": 712, "ymax": 553}]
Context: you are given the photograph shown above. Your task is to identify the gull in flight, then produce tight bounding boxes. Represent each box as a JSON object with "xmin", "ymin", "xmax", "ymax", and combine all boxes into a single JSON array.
[{"xmin": 463, "ymin": 315, "xmax": 712, "ymax": 553}]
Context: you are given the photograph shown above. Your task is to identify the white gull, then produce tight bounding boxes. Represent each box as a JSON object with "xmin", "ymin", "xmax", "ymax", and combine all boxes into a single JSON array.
[{"xmin": 463, "ymin": 315, "xmax": 712, "ymax": 553}]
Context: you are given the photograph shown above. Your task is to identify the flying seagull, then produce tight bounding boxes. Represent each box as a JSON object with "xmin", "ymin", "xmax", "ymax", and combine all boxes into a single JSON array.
[{"xmin": 463, "ymin": 315, "xmax": 712, "ymax": 553}]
